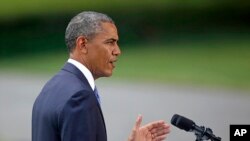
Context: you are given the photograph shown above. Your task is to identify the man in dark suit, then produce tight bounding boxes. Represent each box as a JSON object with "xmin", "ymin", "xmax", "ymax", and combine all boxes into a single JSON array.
[{"xmin": 32, "ymin": 11, "xmax": 170, "ymax": 141}]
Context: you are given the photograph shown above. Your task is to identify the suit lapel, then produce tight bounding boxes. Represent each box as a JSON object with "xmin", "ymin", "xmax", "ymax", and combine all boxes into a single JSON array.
[
  {"xmin": 96, "ymin": 102, "xmax": 107, "ymax": 134},
  {"xmin": 62, "ymin": 63, "xmax": 88, "ymax": 85},
  {"xmin": 62, "ymin": 62, "xmax": 107, "ymax": 134}
]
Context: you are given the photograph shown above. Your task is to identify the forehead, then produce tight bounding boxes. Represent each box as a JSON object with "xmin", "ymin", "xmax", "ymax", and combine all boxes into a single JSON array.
[{"xmin": 94, "ymin": 22, "xmax": 118, "ymax": 40}]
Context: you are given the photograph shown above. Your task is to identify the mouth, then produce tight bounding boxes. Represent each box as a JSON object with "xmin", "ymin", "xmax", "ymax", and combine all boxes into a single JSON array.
[{"xmin": 109, "ymin": 59, "xmax": 117, "ymax": 68}]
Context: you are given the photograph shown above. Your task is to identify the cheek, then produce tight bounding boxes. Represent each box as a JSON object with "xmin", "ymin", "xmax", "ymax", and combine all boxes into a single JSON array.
[
  {"xmin": 101, "ymin": 48, "xmax": 112, "ymax": 63},
  {"xmin": 96, "ymin": 50, "xmax": 109, "ymax": 67}
]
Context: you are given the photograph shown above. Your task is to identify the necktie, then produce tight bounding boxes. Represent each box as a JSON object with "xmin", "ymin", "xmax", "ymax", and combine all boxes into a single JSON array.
[{"xmin": 94, "ymin": 86, "xmax": 101, "ymax": 105}]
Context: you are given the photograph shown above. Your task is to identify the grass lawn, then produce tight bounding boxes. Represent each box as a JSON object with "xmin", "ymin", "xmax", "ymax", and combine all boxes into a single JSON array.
[
  {"xmin": 1, "ymin": 38, "xmax": 250, "ymax": 90},
  {"xmin": 116, "ymin": 41, "xmax": 250, "ymax": 90}
]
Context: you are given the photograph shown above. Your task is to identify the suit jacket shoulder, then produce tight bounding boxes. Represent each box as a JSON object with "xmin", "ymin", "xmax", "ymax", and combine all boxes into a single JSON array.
[{"xmin": 32, "ymin": 63, "xmax": 107, "ymax": 141}]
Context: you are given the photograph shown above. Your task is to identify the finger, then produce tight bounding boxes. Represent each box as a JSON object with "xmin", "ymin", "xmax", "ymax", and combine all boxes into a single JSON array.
[
  {"xmin": 153, "ymin": 134, "xmax": 167, "ymax": 141},
  {"xmin": 128, "ymin": 115, "xmax": 143, "ymax": 141},
  {"xmin": 135, "ymin": 114, "xmax": 143, "ymax": 130},
  {"xmin": 145, "ymin": 120, "xmax": 165, "ymax": 131},
  {"xmin": 150, "ymin": 124, "xmax": 170, "ymax": 134},
  {"xmin": 152, "ymin": 127, "xmax": 171, "ymax": 138},
  {"xmin": 150, "ymin": 123, "xmax": 170, "ymax": 133}
]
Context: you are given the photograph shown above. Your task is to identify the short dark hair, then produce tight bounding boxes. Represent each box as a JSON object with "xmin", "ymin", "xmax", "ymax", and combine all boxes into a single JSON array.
[{"xmin": 65, "ymin": 11, "xmax": 114, "ymax": 52}]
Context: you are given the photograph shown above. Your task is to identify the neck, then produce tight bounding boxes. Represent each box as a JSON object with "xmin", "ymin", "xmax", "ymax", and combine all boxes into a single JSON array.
[{"xmin": 69, "ymin": 53, "xmax": 99, "ymax": 80}]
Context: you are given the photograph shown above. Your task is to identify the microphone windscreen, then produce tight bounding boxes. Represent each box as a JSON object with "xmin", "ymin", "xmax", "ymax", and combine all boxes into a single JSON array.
[{"xmin": 171, "ymin": 114, "xmax": 195, "ymax": 131}]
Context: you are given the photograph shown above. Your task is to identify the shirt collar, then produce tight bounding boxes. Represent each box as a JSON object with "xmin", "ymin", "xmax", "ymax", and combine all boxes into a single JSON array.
[{"xmin": 67, "ymin": 58, "xmax": 95, "ymax": 91}]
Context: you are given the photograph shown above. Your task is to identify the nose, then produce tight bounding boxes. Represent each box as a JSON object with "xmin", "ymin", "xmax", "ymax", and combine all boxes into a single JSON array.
[{"xmin": 113, "ymin": 44, "xmax": 121, "ymax": 56}]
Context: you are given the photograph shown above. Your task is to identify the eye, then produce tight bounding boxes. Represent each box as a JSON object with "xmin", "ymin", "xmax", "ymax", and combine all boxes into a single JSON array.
[
  {"xmin": 105, "ymin": 39, "xmax": 118, "ymax": 46},
  {"xmin": 106, "ymin": 41, "xmax": 115, "ymax": 45}
]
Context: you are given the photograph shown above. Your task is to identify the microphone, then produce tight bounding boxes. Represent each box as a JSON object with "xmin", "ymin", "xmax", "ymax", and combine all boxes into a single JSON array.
[{"xmin": 171, "ymin": 114, "xmax": 221, "ymax": 141}]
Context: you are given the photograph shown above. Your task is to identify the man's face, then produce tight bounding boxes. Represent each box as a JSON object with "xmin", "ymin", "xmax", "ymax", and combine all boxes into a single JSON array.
[{"xmin": 85, "ymin": 22, "xmax": 121, "ymax": 79}]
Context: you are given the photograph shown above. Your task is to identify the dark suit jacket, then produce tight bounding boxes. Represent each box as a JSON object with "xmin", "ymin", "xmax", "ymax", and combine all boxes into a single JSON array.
[{"xmin": 32, "ymin": 63, "xmax": 107, "ymax": 141}]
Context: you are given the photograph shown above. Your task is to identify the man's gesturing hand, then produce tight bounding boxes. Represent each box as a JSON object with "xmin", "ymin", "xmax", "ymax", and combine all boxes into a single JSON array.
[{"xmin": 128, "ymin": 115, "xmax": 171, "ymax": 141}]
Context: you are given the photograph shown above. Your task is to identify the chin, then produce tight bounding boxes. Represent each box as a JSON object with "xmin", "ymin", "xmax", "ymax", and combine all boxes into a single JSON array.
[
  {"xmin": 104, "ymin": 71, "xmax": 113, "ymax": 77},
  {"xmin": 105, "ymin": 73, "xmax": 113, "ymax": 77}
]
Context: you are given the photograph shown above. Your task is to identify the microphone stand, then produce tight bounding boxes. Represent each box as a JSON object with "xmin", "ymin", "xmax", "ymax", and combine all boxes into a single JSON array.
[{"xmin": 194, "ymin": 126, "xmax": 221, "ymax": 141}]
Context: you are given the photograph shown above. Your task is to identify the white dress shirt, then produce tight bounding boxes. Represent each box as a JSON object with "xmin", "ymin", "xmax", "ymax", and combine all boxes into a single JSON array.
[{"xmin": 67, "ymin": 58, "xmax": 95, "ymax": 91}]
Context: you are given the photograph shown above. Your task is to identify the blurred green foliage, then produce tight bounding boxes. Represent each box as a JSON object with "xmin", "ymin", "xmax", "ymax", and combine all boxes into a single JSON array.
[
  {"xmin": 1, "ymin": 4, "xmax": 250, "ymax": 57},
  {"xmin": 0, "ymin": 0, "xmax": 250, "ymax": 90},
  {"xmin": 1, "ymin": 0, "xmax": 249, "ymax": 20}
]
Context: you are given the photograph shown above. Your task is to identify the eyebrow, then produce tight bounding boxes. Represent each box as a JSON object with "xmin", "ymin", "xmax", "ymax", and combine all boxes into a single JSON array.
[{"xmin": 105, "ymin": 38, "xmax": 118, "ymax": 42}]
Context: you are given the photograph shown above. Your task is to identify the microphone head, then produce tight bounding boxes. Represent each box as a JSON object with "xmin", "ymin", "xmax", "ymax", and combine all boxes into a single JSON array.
[{"xmin": 171, "ymin": 114, "xmax": 195, "ymax": 131}]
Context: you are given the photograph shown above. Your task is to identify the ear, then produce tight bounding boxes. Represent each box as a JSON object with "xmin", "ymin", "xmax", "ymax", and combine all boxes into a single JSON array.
[{"xmin": 75, "ymin": 36, "xmax": 88, "ymax": 54}]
